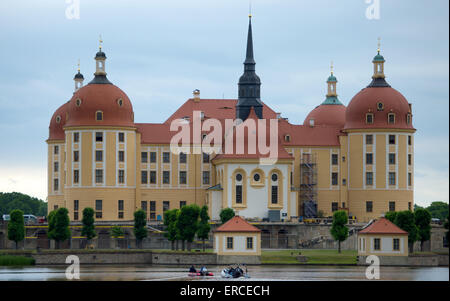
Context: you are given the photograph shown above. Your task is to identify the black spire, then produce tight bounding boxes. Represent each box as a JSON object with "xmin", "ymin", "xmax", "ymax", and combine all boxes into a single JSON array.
[{"xmin": 236, "ymin": 16, "xmax": 263, "ymax": 121}]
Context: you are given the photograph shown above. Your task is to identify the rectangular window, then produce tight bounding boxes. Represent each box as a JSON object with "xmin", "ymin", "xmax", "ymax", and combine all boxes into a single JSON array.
[
  {"xmin": 73, "ymin": 132, "xmax": 79, "ymax": 143},
  {"xmin": 73, "ymin": 151, "xmax": 79, "ymax": 162},
  {"xmin": 163, "ymin": 171, "xmax": 170, "ymax": 184},
  {"xmin": 118, "ymin": 200, "xmax": 124, "ymax": 211},
  {"xmin": 389, "ymin": 201, "xmax": 396, "ymax": 212},
  {"xmin": 73, "ymin": 211, "xmax": 79, "ymax": 221},
  {"xmin": 408, "ymin": 135, "xmax": 411, "ymax": 146},
  {"xmin": 179, "ymin": 171, "xmax": 187, "ymax": 184},
  {"xmin": 118, "ymin": 212, "xmax": 124, "ymax": 219},
  {"xmin": 236, "ymin": 185, "xmax": 242, "ymax": 204},
  {"xmin": 150, "ymin": 171, "xmax": 157, "ymax": 184},
  {"xmin": 393, "ymin": 238, "xmax": 400, "ymax": 251},
  {"xmin": 408, "ymin": 202, "xmax": 412, "ymax": 211},
  {"xmin": 150, "ymin": 201, "xmax": 156, "ymax": 212},
  {"xmin": 389, "ymin": 153, "xmax": 396, "ymax": 165},
  {"xmin": 180, "ymin": 201, "xmax": 187, "ymax": 208},
  {"xmin": 141, "ymin": 201, "xmax": 147, "ymax": 212},
  {"xmin": 141, "ymin": 152, "xmax": 148, "ymax": 163},
  {"xmin": 95, "ymin": 211, "xmax": 102, "ymax": 219},
  {"xmin": 149, "ymin": 212, "xmax": 155, "ymax": 220},
  {"xmin": 73, "ymin": 170, "xmax": 79, "ymax": 184},
  {"xmin": 203, "ymin": 153, "xmax": 210, "ymax": 163},
  {"xmin": 54, "ymin": 179, "xmax": 59, "ymax": 191},
  {"xmin": 246, "ymin": 237, "xmax": 253, "ymax": 249},
  {"xmin": 226, "ymin": 237, "xmax": 233, "ymax": 249},
  {"xmin": 163, "ymin": 152, "xmax": 170, "ymax": 163},
  {"xmin": 389, "ymin": 135, "xmax": 396, "ymax": 145},
  {"xmin": 366, "ymin": 153, "xmax": 373, "ymax": 165},
  {"xmin": 332, "ymin": 202, "xmax": 339, "ymax": 212},
  {"xmin": 96, "ymin": 132, "xmax": 103, "ymax": 142},
  {"xmin": 408, "ymin": 173, "xmax": 412, "ymax": 186},
  {"xmin": 374, "ymin": 238, "xmax": 381, "ymax": 250},
  {"xmin": 203, "ymin": 171, "xmax": 210, "ymax": 185},
  {"xmin": 271, "ymin": 186, "xmax": 278, "ymax": 204},
  {"xmin": 95, "ymin": 169, "xmax": 103, "ymax": 183},
  {"xmin": 141, "ymin": 171, "xmax": 148, "ymax": 184},
  {"xmin": 54, "ymin": 162, "xmax": 59, "ymax": 172},
  {"xmin": 408, "ymin": 154, "xmax": 412, "ymax": 166},
  {"xmin": 54, "ymin": 145, "xmax": 59, "ymax": 155},
  {"xmin": 118, "ymin": 132, "xmax": 124, "ymax": 143},
  {"xmin": 118, "ymin": 151, "xmax": 124, "ymax": 162},
  {"xmin": 366, "ymin": 172, "xmax": 373, "ymax": 186},
  {"xmin": 366, "ymin": 201, "xmax": 373, "ymax": 213},
  {"xmin": 366, "ymin": 135, "xmax": 373, "ymax": 145},
  {"xmin": 366, "ymin": 114, "xmax": 373, "ymax": 124},
  {"xmin": 331, "ymin": 154, "xmax": 338, "ymax": 165},
  {"xmin": 95, "ymin": 150, "xmax": 103, "ymax": 162},
  {"xmin": 95, "ymin": 199, "xmax": 102, "ymax": 211},
  {"xmin": 388, "ymin": 114, "xmax": 395, "ymax": 124},
  {"xmin": 74, "ymin": 200, "xmax": 79, "ymax": 211},
  {"xmin": 389, "ymin": 172, "xmax": 396, "ymax": 186},
  {"xmin": 179, "ymin": 152, "xmax": 187, "ymax": 164},
  {"xmin": 118, "ymin": 170, "xmax": 125, "ymax": 184},
  {"xmin": 331, "ymin": 173, "xmax": 338, "ymax": 185},
  {"xmin": 54, "ymin": 205, "xmax": 58, "ymax": 210},
  {"xmin": 150, "ymin": 152, "xmax": 156, "ymax": 163},
  {"xmin": 163, "ymin": 201, "xmax": 170, "ymax": 212}
]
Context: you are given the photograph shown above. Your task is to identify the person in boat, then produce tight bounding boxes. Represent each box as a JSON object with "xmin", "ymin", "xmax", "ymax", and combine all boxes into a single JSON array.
[
  {"xmin": 199, "ymin": 266, "xmax": 208, "ymax": 276},
  {"xmin": 189, "ymin": 265, "xmax": 197, "ymax": 273}
]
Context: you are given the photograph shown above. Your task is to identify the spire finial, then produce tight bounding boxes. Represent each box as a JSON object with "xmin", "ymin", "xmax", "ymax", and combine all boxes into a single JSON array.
[
  {"xmin": 77, "ymin": 59, "xmax": 80, "ymax": 72},
  {"xmin": 99, "ymin": 34, "xmax": 103, "ymax": 50},
  {"xmin": 330, "ymin": 61, "xmax": 334, "ymax": 75},
  {"xmin": 377, "ymin": 37, "xmax": 381, "ymax": 53}
]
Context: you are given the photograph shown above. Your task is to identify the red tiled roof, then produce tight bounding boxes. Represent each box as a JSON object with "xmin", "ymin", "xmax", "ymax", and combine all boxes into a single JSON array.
[
  {"xmin": 359, "ymin": 217, "xmax": 408, "ymax": 235},
  {"xmin": 214, "ymin": 216, "xmax": 261, "ymax": 233}
]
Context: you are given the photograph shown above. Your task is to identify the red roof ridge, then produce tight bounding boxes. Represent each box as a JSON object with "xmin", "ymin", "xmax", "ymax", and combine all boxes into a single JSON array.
[
  {"xmin": 359, "ymin": 217, "xmax": 408, "ymax": 235},
  {"xmin": 214, "ymin": 216, "xmax": 261, "ymax": 233}
]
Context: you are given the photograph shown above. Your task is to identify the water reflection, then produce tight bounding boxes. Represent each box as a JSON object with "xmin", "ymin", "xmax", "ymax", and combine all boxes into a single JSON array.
[{"xmin": 0, "ymin": 265, "xmax": 448, "ymax": 281}]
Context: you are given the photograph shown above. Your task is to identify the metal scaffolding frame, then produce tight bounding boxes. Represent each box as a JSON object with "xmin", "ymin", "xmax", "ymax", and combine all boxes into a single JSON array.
[{"xmin": 300, "ymin": 154, "xmax": 318, "ymax": 218}]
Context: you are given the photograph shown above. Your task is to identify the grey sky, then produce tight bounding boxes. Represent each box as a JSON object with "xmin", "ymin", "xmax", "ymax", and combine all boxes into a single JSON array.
[{"xmin": 0, "ymin": 0, "xmax": 448, "ymax": 206}]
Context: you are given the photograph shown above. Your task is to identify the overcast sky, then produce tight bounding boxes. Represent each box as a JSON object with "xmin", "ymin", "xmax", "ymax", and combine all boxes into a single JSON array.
[{"xmin": 0, "ymin": 0, "xmax": 448, "ymax": 207}]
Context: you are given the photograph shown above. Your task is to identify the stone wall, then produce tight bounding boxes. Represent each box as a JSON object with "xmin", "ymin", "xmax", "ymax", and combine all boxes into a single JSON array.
[
  {"xmin": 357, "ymin": 254, "xmax": 448, "ymax": 267},
  {"xmin": 217, "ymin": 255, "xmax": 261, "ymax": 265},
  {"xmin": 151, "ymin": 252, "xmax": 217, "ymax": 265}
]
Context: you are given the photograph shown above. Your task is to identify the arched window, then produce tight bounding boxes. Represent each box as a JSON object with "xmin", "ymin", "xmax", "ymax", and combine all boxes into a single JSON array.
[
  {"xmin": 55, "ymin": 115, "xmax": 61, "ymax": 123},
  {"xmin": 96, "ymin": 111, "xmax": 103, "ymax": 121},
  {"xmin": 235, "ymin": 173, "xmax": 243, "ymax": 204},
  {"xmin": 271, "ymin": 173, "xmax": 278, "ymax": 204},
  {"xmin": 377, "ymin": 102, "xmax": 384, "ymax": 111},
  {"xmin": 75, "ymin": 98, "xmax": 82, "ymax": 107}
]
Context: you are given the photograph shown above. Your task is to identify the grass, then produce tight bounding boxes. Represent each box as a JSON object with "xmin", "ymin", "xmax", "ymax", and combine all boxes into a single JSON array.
[
  {"xmin": 0, "ymin": 255, "xmax": 35, "ymax": 266},
  {"xmin": 261, "ymin": 249, "xmax": 358, "ymax": 265}
]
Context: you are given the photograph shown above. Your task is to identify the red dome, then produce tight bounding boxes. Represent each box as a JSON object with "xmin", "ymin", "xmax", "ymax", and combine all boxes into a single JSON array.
[
  {"xmin": 344, "ymin": 87, "xmax": 414, "ymax": 130},
  {"xmin": 65, "ymin": 84, "xmax": 134, "ymax": 128},
  {"xmin": 48, "ymin": 101, "xmax": 69, "ymax": 140},
  {"xmin": 303, "ymin": 104, "xmax": 346, "ymax": 128}
]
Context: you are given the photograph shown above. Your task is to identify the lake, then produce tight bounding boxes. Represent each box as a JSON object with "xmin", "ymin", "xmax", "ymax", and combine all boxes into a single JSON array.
[{"xmin": 0, "ymin": 264, "xmax": 448, "ymax": 281}]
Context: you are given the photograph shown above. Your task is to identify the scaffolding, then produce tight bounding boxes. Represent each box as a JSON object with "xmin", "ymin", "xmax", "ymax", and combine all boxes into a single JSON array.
[{"xmin": 300, "ymin": 154, "xmax": 318, "ymax": 218}]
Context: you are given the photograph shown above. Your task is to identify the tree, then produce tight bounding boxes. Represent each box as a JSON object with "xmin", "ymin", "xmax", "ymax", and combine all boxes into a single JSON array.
[
  {"xmin": 426, "ymin": 201, "xmax": 449, "ymax": 222},
  {"xmin": 444, "ymin": 214, "xmax": 449, "ymax": 246},
  {"xmin": 414, "ymin": 208, "xmax": 432, "ymax": 251},
  {"xmin": 0, "ymin": 192, "xmax": 47, "ymax": 217},
  {"xmin": 330, "ymin": 210, "xmax": 348, "ymax": 253},
  {"xmin": 111, "ymin": 226, "xmax": 124, "ymax": 238},
  {"xmin": 134, "ymin": 209, "xmax": 147, "ymax": 248},
  {"xmin": 395, "ymin": 210, "xmax": 419, "ymax": 253},
  {"xmin": 81, "ymin": 207, "xmax": 96, "ymax": 247},
  {"xmin": 219, "ymin": 208, "xmax": 235, "ymax": 224},
  {"xmin": 197, "ymin": 205, "xmax": 211, "ymax": 252},
  {"xmin": 164, "ymin": 209, "xmax": 180, "ymax": 250},
  {"xmin": 7, "ymin": 209, "xmax": 25, "ymax": 249},
  {"xmin": 49, "ymin": 208, "xmax": 71, "ymax": 249},
  {"xmin": 385, "ymin": 211, "xmax": 398, "ymax": 223},
  {"xmin": 47, "ymin": 210, "xmax": 56, "ymax": 243},
  {"xmin": 177, "ymin": 204, "xmax": 200, "ymax": 251}
]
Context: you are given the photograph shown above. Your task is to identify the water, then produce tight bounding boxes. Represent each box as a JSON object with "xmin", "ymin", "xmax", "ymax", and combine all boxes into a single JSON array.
[{"xmin": 0, "ymin": 265, "xmax": 448, "ymax": 281}]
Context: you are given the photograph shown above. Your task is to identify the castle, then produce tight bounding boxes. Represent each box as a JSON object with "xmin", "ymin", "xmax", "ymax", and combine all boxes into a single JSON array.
[{"xmin": 47, "ymin": 17, "xmax": 415, "ymax": 223}]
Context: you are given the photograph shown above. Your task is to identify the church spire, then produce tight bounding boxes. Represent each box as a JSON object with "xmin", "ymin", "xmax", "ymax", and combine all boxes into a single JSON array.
[{"xmin": 236, "ymin": 15, "xmax": 263, "ymax": 121}]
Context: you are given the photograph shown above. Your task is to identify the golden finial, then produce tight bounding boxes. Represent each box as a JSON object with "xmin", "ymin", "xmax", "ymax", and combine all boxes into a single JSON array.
[
  {"xmin": 330, "ymin": 61, "xmax": 334, "ymax": 75},
  {"xmin": 99, "ymin": 34, "xmax": 103, "ymax": 50},
  {"xmin": 377, "ymin": 37, "xmax": 381, "ymax": 53},
  {"xmin": 77, "ymin": 59, "xmax": 80, "ymax": 72}
]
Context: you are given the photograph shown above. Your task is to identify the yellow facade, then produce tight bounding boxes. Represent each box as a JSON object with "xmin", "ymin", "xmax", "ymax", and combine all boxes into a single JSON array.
[{"xmin": 358, "ymin": 233, "xmax": 408, "ymax": 257}]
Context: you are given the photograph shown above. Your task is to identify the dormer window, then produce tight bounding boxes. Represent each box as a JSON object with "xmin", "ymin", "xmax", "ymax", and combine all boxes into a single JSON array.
[
  {"xmin": 117, "ymin": 98, "xmax": 123, "ymax": 107},
  {"xmin": 96, "ymin": 111, "xmax": 103, "ymax": 121},
  {"xmin": 366, "ymin": 113, "xmax": 374, "ymax": 124},
  {"xmin": 55, "ymin": 115, "xmax": 61, "ymax": 124},
  {"xmin": 75, "ymin": 98, "xmax": 82, "ymax": 107},
  {"xmin": 377, "ymin": 102, "xmax": 384, "ymax": 111},
  {"xmin": 284, "ymin": 135, "xmax": 291, "ymax": 142},
  {"xmin": 406, "ymin": 113, "xmax": 412, "ymax": 124},
  {"xmin": 388, "ymin": 113, "xmax": 395, "ymax": 124}
]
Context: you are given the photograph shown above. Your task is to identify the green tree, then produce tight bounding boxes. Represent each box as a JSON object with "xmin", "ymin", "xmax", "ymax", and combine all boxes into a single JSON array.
[
  {"xmin": 426, "ymin": 201, "xmax": 449, "ymax": 222},
  {"xmin": 7, "ymin": 209, "xmax": 25, "ymax": 249},
  {"xmin": 0, "ymin": 192, "xmax": 47, "ymax": 217},
  {"xmin": 81, "ymin": 207, "xmax": 96, "ymax": 247},
  {"xmin": 219, "ymin": 208, "xmax": 235, "ymax": 224},
  {"xmin": 134, "ymin": 209, "xmax": 147, "ymax": 248},
  {"xmin": 385, "ymin": 211, "xmax": 398, "ymax": 223},
  {"xmin": 444, "ymin": 214, "xmax": 449, "ymax": 245},
  {"xmin": 47, "ymin": 210, "xmax": 56, "ymax": 243},
  {"xmin": 177, "ymin": 204, "xmax": 200, "ymax": 251},
  {"xmin": 197, "ymin": 205, "xmax": 211, "ymax": 252},
  {"xmin": 49, "ymin": 208, "xmax": 71, "ymax": 249},
  {"xmin": 330, "ymin": 210, "xmax": 348, "ymax": 253},
  {"xmin": 414, "ymin": 208, "xmax": 432, "ymax": 251},
  {"xmin": 111, "ymin": 226, "xmax": 124, "ymax": 238},
  {"xmin": 164, "ymin": 209, "xmax": 180, "ymax": 250},
  {"xmin": 395, "ymin": 210, "xmax": 419, "ymax": 253}
]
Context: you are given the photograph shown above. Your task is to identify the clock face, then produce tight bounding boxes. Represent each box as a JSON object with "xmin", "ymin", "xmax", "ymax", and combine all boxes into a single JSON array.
[{"xmin": 236, "ymin": 174, "xmax": 243, "ymax": 182}]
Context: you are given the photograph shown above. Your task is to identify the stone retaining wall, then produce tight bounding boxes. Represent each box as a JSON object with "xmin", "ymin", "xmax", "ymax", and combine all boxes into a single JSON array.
[{"xmin": 358, "ymin": 254, "xmax": 449, "ymax": 267}]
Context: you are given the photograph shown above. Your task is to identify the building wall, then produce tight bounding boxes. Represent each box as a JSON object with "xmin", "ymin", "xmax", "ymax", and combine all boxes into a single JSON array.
[
  {"xmin": 358, "ymin": 233, "xmax": 408, "ymax": 256},
  {"xmin": 214, "ymin": 232, "xmax": 261, "ymax": 256}
]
